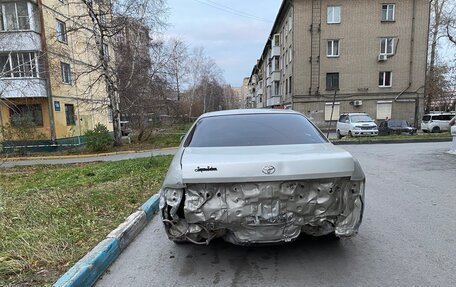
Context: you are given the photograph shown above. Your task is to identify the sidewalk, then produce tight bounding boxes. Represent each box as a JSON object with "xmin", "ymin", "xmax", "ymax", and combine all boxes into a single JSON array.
[{"xmin": 0, "ymin": 148, "xmax": 178, "ymax": 168}]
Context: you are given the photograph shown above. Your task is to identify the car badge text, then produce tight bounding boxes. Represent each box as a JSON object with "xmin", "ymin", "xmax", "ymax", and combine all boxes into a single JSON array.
[
  {"xmin": 262, "ymin": 166, "xmax": 276, "ymax": 175},
  {"xmin": 195, "ymin": 166, "xmax": 218, "ymax": 173}
]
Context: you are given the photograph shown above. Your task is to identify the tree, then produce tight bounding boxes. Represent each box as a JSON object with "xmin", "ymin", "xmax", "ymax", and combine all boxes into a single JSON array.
[
  {"xmin": 426, "ymin": 0, "xmax": 448, "ymax": 112},
  {"xmin": 60, "ymin": 0, "xmax": 167, "ymax": 145}
]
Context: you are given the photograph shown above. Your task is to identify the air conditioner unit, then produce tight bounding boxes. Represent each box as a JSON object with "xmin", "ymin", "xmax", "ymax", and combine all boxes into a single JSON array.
[
  {"xmin": 353, "ymin": 100, "xmax": 363, "ymax": 107},
  {"xmin": 378, "ymin": 54, "xmax": 388, "ymax": 61}
]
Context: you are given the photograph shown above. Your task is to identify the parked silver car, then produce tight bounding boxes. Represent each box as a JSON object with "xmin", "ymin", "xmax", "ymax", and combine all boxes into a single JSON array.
[{"xmin": 159, "ymin": 109, "xmax": 365, "ymax": 245}]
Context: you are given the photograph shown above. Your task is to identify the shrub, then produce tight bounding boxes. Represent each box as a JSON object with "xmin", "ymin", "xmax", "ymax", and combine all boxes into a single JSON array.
[{"xmin": 85, "ymin": 124, "xmax": 114, "ymax": 152}]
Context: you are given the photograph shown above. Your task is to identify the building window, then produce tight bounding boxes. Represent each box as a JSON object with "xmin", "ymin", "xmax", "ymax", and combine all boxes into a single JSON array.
[
  {"xmin": 379, "ymin": 71, "xmax": 392, "ymax": 87},
  {"xmin": 327, "ymin": 40, "xmax": 339, "ymax": 57},
  {"xmin": 327, "ymin": 6, "xmax": 341, "ymax": 24},
  {"xmin": 325, "ymin": 102, "xmax": 341, "ymax": 121},
  {"xmin": 61, "ymin": 62, "xmax": 72, "ymax": 84},
  {"xmin": 380, "ymin": 38, "xmax": 394, "ymax": 55},
  {"xmin": 273, "ymin": 34, "xmax": 280, "ymax": 47},
  {"xmin": 102, "ymin": 43, "xmax": 109, "ymax": 60},
  {"xmin": 0, "ymin": 52, "xmax": 39, "ymax": 78},
  {"xmin": 9, "ymin": 104, "xmax": 43, "ymax": 126},
  {"xmin": 288, "ymin": 76, "xmax": 292, "ymax": 94},
  {"xmin": 288, "ymin": 46, "xmax": 292, "ymax": 63},
  {"xmin": 381, "ymin": 4, "xmax": 395, "ymax": 22},
  {"xmin": 0, "ymin": 2, "xmax": 30, "ymax": 31},
  {"xmin": 56, "ymin": 20, "xmax": 67, "ymax": 43},
  {"xmin": 274, "ymin": 81, "xmax": 280, "ymax": 96},
  {"xmin": 288, "ymin": 15, "xmax": 292, "ymax": 32},
  {"xmin": 65, "ymin": 104, "xmax": 76, "ymax": 125},
  {"xmin": 326, "ymin": 73, "xmax": 339, "ymax": 90},
  {"xmin": 377, "ymin": 101, "xmax": 392, "ymax": 120}
]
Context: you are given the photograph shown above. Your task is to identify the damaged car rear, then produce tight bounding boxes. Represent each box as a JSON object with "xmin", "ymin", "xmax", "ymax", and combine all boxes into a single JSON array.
[{"xmin": 160, "ymin": 110, "xmax": 365, "ymax": 245}]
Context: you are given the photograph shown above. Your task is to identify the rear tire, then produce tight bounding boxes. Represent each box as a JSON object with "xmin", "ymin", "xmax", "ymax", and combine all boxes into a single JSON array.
[{"xmin": 337, "ymin": 130, "xmax": 343, "ymax": 139}]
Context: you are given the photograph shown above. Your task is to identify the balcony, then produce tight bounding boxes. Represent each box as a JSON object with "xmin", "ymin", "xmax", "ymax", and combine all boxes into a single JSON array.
[
  {"xmin": 267, "ymin": 96, "xmax": 282, "ymax": 107},
  {"xmin": 0, "ymin": 78, "xmax": 47, "ymax": 98},
  {"xmin": 272, "ymin": 46, "xmax": 280, "ymax": 57},
  {"xmin": 0, "ymin": 31, "xmax": 42, "ymax": 51},
  {"xmin": 271, "ymin": 71, "xmax": 281, "ymax": 81}
]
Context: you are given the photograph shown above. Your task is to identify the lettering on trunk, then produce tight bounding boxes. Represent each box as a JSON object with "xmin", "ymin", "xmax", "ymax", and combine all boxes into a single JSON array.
[{"xmin": 195, "ymin": 166, "xmax": 218, "ymax": 173}]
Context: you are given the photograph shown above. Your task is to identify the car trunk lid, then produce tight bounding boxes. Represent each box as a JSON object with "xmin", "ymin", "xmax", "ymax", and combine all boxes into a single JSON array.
[{"xmin": 181, "ymin": 143, "xmax": 355, "ymax": 184}]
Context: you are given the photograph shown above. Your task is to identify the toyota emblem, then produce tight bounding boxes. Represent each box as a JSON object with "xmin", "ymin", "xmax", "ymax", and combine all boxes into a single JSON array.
[{"xmin": 262, "ymin": 166, "xmax": 276, "ymax": 175}]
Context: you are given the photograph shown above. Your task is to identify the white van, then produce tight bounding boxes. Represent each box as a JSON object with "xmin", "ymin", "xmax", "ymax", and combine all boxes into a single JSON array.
[
  {"xmin": 421, "ymin": 113, "xmax": 455, "ymax": 133},
  {"xmin": 336, "ymin": 113, "xmax": 378, "ymax": 139}
]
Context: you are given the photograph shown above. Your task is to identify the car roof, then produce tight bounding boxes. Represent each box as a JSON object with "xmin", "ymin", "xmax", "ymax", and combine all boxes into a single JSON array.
[{"xmin": 199, "ymin": 109, "xmax": 300, "ymax": 119}]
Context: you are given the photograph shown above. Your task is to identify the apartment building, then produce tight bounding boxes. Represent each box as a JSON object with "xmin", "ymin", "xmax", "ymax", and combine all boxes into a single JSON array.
[
  {"xmin": 0, "ymin": 0, "xmax": 113, "ymax": 143},
  {"xmin": 248, "ymin": 0, "xmax": 430, "ymax": 128}
]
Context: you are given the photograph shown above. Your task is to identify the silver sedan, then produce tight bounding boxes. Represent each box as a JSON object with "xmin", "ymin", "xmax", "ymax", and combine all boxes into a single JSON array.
[{"xmin": 159, "ymin": 109, "xmax": 365, "ymax": 245}]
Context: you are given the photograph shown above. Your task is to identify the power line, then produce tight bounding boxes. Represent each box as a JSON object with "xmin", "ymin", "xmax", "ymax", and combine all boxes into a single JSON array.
[{"xmin": 191, "ymin": 0, "xmax": 273, "ymax": 23}]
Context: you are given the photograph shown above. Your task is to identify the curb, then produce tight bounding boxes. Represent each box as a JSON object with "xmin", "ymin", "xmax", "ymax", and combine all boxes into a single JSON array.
[
  {"xmin": 332, "ymin": 137, "xmax": 452, "ymax": 145},
  {"xmin": 53, "ymin": 194, "xmax": 161, "ymax": 287},
  {"xmin": 3, "ymin": 147, "xmax": 179, "ymax": 162}
]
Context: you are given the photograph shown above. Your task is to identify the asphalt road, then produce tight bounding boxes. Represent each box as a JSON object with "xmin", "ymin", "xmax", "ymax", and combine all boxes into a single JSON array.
[
  {"xmin": 0, "ymin": 149, "xmax": 176, "ymax": 168},
  {"xmin": 97, "ymin": 142, "xmax": 456, "ymax": 287}
]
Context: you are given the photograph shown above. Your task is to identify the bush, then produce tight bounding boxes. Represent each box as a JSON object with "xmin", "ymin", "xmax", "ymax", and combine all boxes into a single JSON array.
[{"xmin": 85, "ymin": 124, "xmax": 114, "ymax": 152}]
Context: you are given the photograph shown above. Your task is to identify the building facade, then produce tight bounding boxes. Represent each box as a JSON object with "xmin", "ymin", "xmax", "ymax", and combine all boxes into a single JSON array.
[
  {"xmin": 248, "ymin": 0, "xmax": 430, "ymax": 128},
  {"xmin": 0, "ymin": 0, "xmax": 113, "ymax": 143}
]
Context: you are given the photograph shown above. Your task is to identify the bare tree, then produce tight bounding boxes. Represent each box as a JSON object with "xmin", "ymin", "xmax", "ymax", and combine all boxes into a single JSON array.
[
  {"xmin": 426, "ymin": 0, "xmax": 448, "ymax": 112},
  {"xmin": 57, "ymin": 0, "xmax": 167, "ymax": 145}
]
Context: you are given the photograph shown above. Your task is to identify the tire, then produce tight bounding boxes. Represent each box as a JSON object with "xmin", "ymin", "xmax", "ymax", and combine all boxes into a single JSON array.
[
  {"xmin": 336, "ymin": 130, "xmax": 343, "ymax": 139},
  {"xmin": 348, "ymin": 131, "xmax": 353, "ymax": 138},
  {"xmin": 432, "ymin": 126, "xmax": 440, "ymax": 133}
]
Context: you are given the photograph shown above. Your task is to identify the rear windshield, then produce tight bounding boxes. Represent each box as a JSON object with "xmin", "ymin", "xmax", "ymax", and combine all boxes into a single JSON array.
[{"xmin": 186, "ymin": 114, "xmax": 327, "ymax": 147}]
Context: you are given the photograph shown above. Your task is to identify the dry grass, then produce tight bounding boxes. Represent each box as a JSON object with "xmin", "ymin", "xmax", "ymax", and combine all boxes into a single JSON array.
[{"xmin": 0, "ymin": 156, "xmax": 172, "ymax": 286}]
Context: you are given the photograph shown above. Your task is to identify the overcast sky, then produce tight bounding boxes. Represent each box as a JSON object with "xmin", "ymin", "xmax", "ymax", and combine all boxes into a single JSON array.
[{"xmin": 166, "ymin": 0, "xmax": 283, "ymax": 87}]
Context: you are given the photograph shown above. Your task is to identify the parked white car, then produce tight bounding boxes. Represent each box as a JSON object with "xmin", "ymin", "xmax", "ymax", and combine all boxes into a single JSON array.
[
  {"xmin": 421, "ymin": 113, "xmax": 455, "ymax": 133},
  {"xmin": 160, "ymin": 109, "xmax": 365, "ymax": 245},
  {"xmin": 336, "ymin": 113, "xmax": 378, "ymax": 139}
]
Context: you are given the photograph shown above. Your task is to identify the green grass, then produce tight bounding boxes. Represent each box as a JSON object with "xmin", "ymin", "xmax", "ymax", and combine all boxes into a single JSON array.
[{"xmin": 0, "ymin": 156, "xmax": 172, "ymax": 286}]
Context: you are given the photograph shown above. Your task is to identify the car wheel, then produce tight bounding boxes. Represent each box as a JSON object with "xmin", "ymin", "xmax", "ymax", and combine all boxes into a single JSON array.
[
  {"xmin": 432, "ymin": 126, "xmax": 440, "ymax": 133},
  {"xmin": 348, "ymin": 131, "xmax": 353, "ymax": 138},
  {"xmin": 337, "ymin": 130, "xmax": 343, "ymax": 139}
]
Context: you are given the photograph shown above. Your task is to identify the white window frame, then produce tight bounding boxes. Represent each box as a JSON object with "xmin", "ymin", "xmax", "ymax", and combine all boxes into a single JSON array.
[
  {"xmin": 382, "ymin": 4, "xmax": 395, "ymax": 22},
  {"xmin": 61, "ymin": 62, "xmax": 72, "ymax": 84},
  {"xmin": 56, "ymin": 19, "xmax": 67, "ymax": 43},
  {"xmin": 327, "ymin": 6, "xmax": 341, "ymax": 24},
  {"xmin": 0, "ymin": 52, "xmax": 40, "ymax": 78},
  {"xmin": 379, "ymin": 71, "xmax": 392, "ymax": 87},
  {"xmin": 327, "ymin": 39, "xmax": 340, "ymax": 57},
  {"xmin": 0, "ymin": 2, "xmax": 31, "ymax": 31},
  {"xmin": 377, "ymin": 101, "xmax": 393, "ymax": 120},
  {"xmin": 380, "ymin": 38, "xmax": 394, "ymax": 55},
  {"xmin": 325, "ymin": 102, "xmax": 341, "ymax": 121}
]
